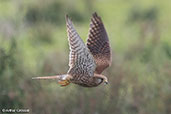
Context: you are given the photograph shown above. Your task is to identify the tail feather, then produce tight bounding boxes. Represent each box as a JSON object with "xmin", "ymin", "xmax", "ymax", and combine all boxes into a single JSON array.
[{"xmin": 32, "ymin": 75, "xmax": 60, "ymax": 80}]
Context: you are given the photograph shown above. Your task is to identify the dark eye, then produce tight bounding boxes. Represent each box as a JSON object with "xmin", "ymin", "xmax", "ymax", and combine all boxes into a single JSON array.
[{"xmin": 98, "ymin": 78, "xmax": 103, "ymax": 83}]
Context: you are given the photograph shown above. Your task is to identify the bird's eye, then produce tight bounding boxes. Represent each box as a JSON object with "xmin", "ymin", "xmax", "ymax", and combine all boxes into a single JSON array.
[{"xmin": 97, "ymin": 78, "xmax": 103, "ymax": 83}]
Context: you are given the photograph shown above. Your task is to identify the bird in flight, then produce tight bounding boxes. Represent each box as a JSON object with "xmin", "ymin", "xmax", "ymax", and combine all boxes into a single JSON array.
[{"xmin": 32, "ymin": 12, "xmax": 112, "ymax": 87}]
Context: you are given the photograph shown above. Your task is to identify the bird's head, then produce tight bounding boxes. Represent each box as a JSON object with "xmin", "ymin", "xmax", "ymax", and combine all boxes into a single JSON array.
[{"xmin": 94, "ymin": 74, "xmax": 109, "ymax": 85}]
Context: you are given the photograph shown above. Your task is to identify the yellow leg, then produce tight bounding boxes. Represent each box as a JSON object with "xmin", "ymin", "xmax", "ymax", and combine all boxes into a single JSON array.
[
  {"xmin": 58, "ymin": 75, "xmax": 72, "ymax": 86},
  {"xmin": 58, "ymin": 80, "xmax": 70, "ymax": 86}
]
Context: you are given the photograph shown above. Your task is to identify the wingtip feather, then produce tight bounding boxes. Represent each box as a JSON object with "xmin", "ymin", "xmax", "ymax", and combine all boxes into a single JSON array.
[
  {"xmin": 65, "ymin": 14, "xmax": 72, "ymax": 24},
  {"xmin": 92, "ymin": 12, "xmax": 97, "ymax": 17},
  {"xmin": 65, "ymin": 14, "xmax": 69, "ymax": 20},
  {"xmin": 92, "ymin": 12, "xmax": 102, "ymax": 22}
]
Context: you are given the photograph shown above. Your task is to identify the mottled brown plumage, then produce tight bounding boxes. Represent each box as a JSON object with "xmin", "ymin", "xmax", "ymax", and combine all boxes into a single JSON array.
[
  {"xmin": 87, "ymin": 13, "xmax": 112, "ymax": 74},
  {"xmin": 32, "ymin": 12, "xmax": 112, "ymax": 87}
]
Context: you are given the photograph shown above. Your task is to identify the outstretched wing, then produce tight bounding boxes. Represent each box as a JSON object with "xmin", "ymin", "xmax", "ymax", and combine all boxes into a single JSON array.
[
  {"xmin": 86, "ymin": 12, "xmax": 112, "ymax": 74},
  {"xmin": 66, "ymin": 15, "xmax": 96, "ymax": 77}
]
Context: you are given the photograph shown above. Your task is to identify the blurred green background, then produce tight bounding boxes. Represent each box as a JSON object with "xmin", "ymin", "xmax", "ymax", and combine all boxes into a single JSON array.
[{"xmin": 0, "ymin": 0, "xmax": 171, "ymax": 114}]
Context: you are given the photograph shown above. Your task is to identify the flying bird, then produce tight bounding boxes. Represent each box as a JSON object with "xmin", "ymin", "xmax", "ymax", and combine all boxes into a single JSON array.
[{"xmin": 32, "ymin": 12, "xmax": 112, "ymax": 87}]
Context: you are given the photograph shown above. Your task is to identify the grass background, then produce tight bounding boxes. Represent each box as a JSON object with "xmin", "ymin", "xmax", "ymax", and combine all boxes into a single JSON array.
[{"xmin": 0, "ymin": 0, "xmax": 171, "ymax": 114}]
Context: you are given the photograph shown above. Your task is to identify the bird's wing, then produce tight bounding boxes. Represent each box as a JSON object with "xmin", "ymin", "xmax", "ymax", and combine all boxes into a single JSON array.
[
  {"xmin": 86, "ymin": 12, "xmax": 112, "ymax": 74},
  {"xmin": 66, "ymin": 15, "xmax": 96, "ymax": 76}
]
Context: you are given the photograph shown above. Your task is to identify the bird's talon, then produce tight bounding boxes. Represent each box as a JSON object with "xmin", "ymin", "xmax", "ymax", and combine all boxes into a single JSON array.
[{"xmin": 58, "ymin": 80, "xmax": 70, "ymax": 86}]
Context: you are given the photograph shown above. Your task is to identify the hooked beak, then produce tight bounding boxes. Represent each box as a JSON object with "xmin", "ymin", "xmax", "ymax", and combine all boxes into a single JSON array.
[{"xmin": 104, "ymin": 79, "xmax": 109, "ymax": 85}]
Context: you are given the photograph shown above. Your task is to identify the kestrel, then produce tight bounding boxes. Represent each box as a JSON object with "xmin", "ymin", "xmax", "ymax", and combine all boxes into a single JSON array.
[{"xmin": 32, "ymin": 12, "xmax": 112, "ymax": 87}]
